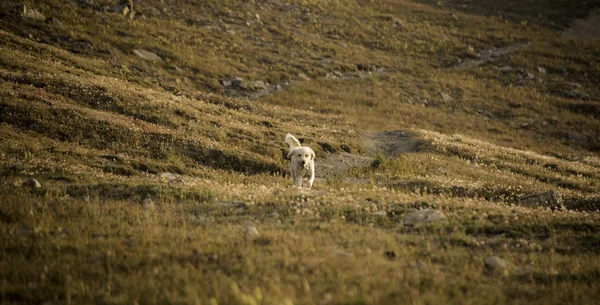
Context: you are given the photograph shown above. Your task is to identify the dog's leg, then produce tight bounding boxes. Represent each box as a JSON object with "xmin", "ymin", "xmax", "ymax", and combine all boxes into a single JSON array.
[
  {"xmin": 291, "ymin": 164, "xmax": 302, "ymax": 188},
  {"xmin": 307, "ymin": 163, "xmax": 315, "ymax": 189}
]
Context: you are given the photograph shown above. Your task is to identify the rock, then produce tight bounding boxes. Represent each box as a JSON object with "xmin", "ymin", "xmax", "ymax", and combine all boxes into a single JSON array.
[
  {"xmin": 253, "ymin": 13, "xmax": 262, "ymax": 24},
  {"xmin": 440, "ymin": 92, "xmax": 453, "ymax": 102},
  {"xmin": 171, "ymin": 66, "xmax": 184, "ymax": 74},
  {"xmin": 335, "ymin": 249, "xmax": 354, "ymax": 258},
  {"xmin": 465, "ymin": 46, "xmax": 479, "ymax": 58},
  {"xmin": 244, "ymin": 226, "xmax": 260, "ymax": 241},
  {"xmin": 565, "ymin": 90, "xmax": 590, "ymax": 100},
  {"xmin": 484, "ymin": 256, "xmax": 509, "ymax": 274},
  {"xmin": 298, "ymin": 73, "xmax": 311, "ymax": 81},
  {"xmin": 21, "ymin": 5, "xmax": 46, "ymax": 21},
  {"xmin": 562, "ymin": 81, "xmax": 581, "ymax": 89},
  {"xmin": 22, "ymin": 178, "xmax": 42, "ymax": 189},
  {"xmin": 133, "ymin": 49, "xmax": 163, "ymax": 63},
  {"xmin": 371, "ymin": 211, "xmax": 386, "ymax": 217},
  {"xmin": 142, "ymin": 194, "xmax": 154, "ymax": 209},
  {"xmin": 231, "ymin": 76, "xmax": 246, "ymax": 89},
  {"xmin": 518, "ymin": 190, "xmax": 564, "ymax": 210},
  {"xmin": 537, "ymin": 66, "xmax": 547, "ymax": 74},
  {"xmin": 499, "ymin": 66, "xmax": 513, "ymax": 73},
  {"xmin": 220, "ymin": 79, "xmax": 232, "ymax": 87},
  {"xmin": 158, "ymin": 172, "xmax": 182, "ymax": 183},
  {"xmin": 403, "ymin": 209, "xmax": 446, "ymax": 226},
  {"xmin": 249, "ymin": 80, "xmax": 267, "ymax": 91}
]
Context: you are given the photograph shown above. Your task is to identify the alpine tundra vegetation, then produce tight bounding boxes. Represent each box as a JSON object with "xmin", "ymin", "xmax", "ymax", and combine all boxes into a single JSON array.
[{"xmin": 0, "ymin": 0, "xmax": 599, "ymax": 304}]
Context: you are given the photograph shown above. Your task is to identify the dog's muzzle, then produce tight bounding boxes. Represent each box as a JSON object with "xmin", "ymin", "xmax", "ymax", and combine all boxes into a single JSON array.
[{"xmin": 301, "ymin": 161, "xmax": 310, "ymax": 170}]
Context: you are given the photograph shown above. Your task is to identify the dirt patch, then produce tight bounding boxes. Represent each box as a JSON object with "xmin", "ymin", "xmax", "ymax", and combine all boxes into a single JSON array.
[
  {"xmin": 358, "ymin": 130, "xmax": 422, "ymax": 157},
  {"xmin": 562, "ymin": 9, "xmax": 600, "ymax": 40},
  {"xmin": 315, "ymin": 152, "xmax": 373, "ymax": 179},
  {"xmin": 452, "ymin": 41, "xmax": 530, "ymax": 70},
  {"xmin": 316, "ymin": 130, "xmax": 421, "ymax": 179}
]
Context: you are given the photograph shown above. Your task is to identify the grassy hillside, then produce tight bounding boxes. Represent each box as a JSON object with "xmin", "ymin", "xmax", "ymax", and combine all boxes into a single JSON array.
[{"xmin": 1, "ymin": 0, "xmax": 599, "ymax": 304}]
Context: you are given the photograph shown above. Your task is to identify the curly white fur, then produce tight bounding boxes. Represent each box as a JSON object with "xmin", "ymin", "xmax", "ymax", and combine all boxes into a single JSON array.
[{"xmin": 285, "ymin": 133, "xmax": 315, "ymax": 189}]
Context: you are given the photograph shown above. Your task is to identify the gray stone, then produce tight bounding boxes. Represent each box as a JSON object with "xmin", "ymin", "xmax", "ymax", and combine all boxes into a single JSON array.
[
  {"xmin": 499, "ymin": 66, "xmax": 513, "ymax": 73},
  {"xmin": 465, "ymin": 46, "xmax": 479, "ymax": 58},
  {"xmin": 22, "ymin": 178, "xmax": 41, "ymax": 189},
  {"xmin": 133, "ymin": 49, "xmax": 163, "ymax": 63},
  {"xmin": 335, "ymin": 249, "xmax": 354, "ymax": 258},
  {"xmin": 142, "ymin": 194, "xmax": 154, "ymax": 209},
  {"xmin": 403, "ymin": 209, "xmax": 446, "ymax": 226},
  {"xmin": 244, "ymin": 226, "xmax": 260, "ymax": 241},
  {"xmin": 562, "ymin": 81, "xmax": 581, "ymax": 89},
  {"xmin": 537, "ymin": 66, "xmax": 547, "ymax": 74},
  {"xmin": 298, "ymin": 73, "xmax": 311, "ymax": 81},
  {"xmin": 158, "ymin": 172, "xmax": 182, "ymax": 183},
  {"xmin": 440, "ymin": 92, "xmax": 453, "ymax": 102},
  {"xmin": 484, "ymin": 256, "xmax": 508, "ymax": 273},
  {"xmin": 249, "ymin": 80, "xmax": 267, "ymax": 91},
  {"xmin": 231, "ymin": 76, "xmax": 246, "ymax": 88},
  {"xmin": 518, "ymin": 190, "xmax": 564, "ymax": 210},
  {"xmin": 565, "ymin": 90, "xmax": 590, "ymax": 100}
]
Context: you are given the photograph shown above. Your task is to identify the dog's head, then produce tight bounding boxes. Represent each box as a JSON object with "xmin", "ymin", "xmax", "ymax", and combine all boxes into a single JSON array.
[{"xmin": 287, "ymin": 147, "xmax": 315, "ymax": 169}]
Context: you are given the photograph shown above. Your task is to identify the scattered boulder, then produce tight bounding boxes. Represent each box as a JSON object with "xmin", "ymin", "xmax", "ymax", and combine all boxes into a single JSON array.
[
  {"xmin": 498, "ymin": 66, "xmax": 513, "ymax": 73},
  {"xmin": 21, "ymin": 5, "xmax": 46, "ymax": 21},
  {"xmin": 440, "ymin": 92, "xmax": 454, "ymax": 102},
  {"xmin": 244, "ymin": 226, "xmax": 260, "ymax": 241},
  {"xmin": 158, "ymin": 172, "xmax": 182, "ymax": 183},
  {"xmin": 133, "ymin": 49, "xmax": 163, "ymax": 63},
  {"xmin": 465, "ymin": 46, "xmax": 479, "ymax": 59},
  {"xmin": 298, "ymin": 73, "xmax": 311, "ymax": 81},
  {"xmin": 518, "ymin": 190, "xmax": 564, "ymax": 210},
  {"xmin": 484, "ymin": 256, "xmax": 509, "ymax": 275},
  {"xmin": 335, "ymin": 249, "xmax": 354, "ymax": 258},
  {"xmin": 565, "ymin": 90, "xmax": 590, "ymax": 100},
  {"xmin": 22, "ymin": 178, "xmax": 42, "ymax": 189},
  {"xmin": 403, "ymin": 209, "xmax": 446, "ymax": 226},
  {"xmin": 537, "ymin": 66, "xmax": 547, "ymax": 74},
  {"xmin": 142, "ymin": 194, "xmax": 154, "ymax": 209},
  {"xmin": 231, "ymin": 76, "xmax": 247, "ymax": 89},
  {"xmin": 249, "ymin": 80, "xmax": 267, "ymax": 91},
  {"xmin": 562, "ymin": 81, "xmax": 582, "ymax": 89}
]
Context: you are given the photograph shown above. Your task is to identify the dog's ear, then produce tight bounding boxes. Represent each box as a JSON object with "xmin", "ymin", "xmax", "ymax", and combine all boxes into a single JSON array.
[
  {"xmin": 311, "ymin": 151, "xmax": 315, "ymax": 160},
  {"xmin": 287, "ymin": 150, "xmax": 294, "ymax": 159}
]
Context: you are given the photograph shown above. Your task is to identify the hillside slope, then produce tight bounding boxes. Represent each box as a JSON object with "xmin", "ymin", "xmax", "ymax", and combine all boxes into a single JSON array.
[{"xmin": 1, "ymin": 1, "xmax": 599, "ymax": 304}]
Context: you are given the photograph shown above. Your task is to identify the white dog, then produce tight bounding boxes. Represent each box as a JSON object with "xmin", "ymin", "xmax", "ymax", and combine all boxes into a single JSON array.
[{"xmin": 285, "ymin": 133, "xmax": 315, "ymax": 189}]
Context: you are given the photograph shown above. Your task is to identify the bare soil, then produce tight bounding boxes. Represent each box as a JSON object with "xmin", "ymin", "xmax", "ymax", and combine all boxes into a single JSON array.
[{"xmin": 316, "ymin": 130, "xmax": 422, "ymax": 179}]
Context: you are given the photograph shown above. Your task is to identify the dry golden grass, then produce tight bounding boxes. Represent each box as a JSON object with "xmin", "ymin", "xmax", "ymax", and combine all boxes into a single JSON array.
[{"xmin": 0, "ymin": 0, "xmax": 599, "ymax": 304}]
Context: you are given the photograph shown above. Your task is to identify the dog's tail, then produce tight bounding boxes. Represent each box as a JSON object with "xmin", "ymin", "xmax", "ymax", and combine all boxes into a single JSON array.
[{"xmin": 285, "ymin": 133, "xmax": 302, "ymax": 149}]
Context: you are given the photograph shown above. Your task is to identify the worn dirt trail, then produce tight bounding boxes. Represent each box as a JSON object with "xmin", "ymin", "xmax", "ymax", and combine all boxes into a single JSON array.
[{"xmin": 315, "ymin": 130, "xmax": 422, "ymax": 180}]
